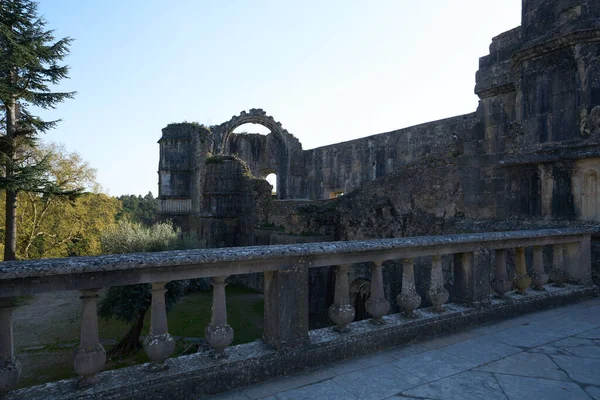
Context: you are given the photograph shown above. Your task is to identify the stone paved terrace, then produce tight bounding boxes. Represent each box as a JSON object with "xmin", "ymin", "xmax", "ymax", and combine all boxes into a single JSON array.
[{"xmin": 207, "ymin": 297, "xmax": 600, "ymax": 400}]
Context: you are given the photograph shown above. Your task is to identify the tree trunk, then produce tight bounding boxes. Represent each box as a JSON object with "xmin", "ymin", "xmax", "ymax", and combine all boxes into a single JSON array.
[
  {"xmin": 3, "ymin": 96, "xmax": 17, "ymax": 261},
  {"xmin": 4, "ymin": 190, "xmax": 17, "ymax": 261},
  {"xmin": 108, "ymin": 306, "xmax": 148, "ymax": 357}
]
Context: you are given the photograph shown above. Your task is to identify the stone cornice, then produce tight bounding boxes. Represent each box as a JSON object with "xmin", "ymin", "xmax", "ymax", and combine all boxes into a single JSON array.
[{"xmin": 513, "ymin": 27, "xmax": 600, "ymax": 66}]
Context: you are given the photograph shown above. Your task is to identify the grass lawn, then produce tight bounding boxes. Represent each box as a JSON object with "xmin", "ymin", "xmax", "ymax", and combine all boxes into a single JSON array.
[{"xmin": 16, "ymin": 285, "xmax": 264, "ymax": 389}]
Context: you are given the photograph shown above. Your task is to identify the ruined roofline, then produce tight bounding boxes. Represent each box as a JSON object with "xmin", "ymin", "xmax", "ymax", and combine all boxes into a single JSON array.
[{"xmin": 303, "ymin": 112, "xmax": 477, "ymax": 152}]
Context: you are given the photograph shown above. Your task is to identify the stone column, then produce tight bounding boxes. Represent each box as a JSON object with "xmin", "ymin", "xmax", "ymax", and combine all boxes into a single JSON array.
[
  {"xmin": 205, "ymin": 276, "xmax": 234, "ymax": 358},
  {"xmin": 550, "ymin": 244, "xmax": 568, "ymax": 287},
  {"xmin": 328, "ymin": 264, "xmax": 355, "ymax": 332},
  {"xmin": 263, "ymin": 262, "xmax": 309, "ymax": 350},
  {"xmin": 0, "ymin": 298, "xmax": 20, "ymax": 394},
  {"xmin": 426, "ymin": 256, "xmax": 449, "ymax": 312},
  {"xmin": 513, "ymin": 247, "xmax": 532, "ymax": 295},
  {"xmin": 565, "ymin": 236, "xmax": 592, "ymax": 285},
  {"xmin": 397, "ymin": 258, "xmax": 421, "ymax": 317},
  {"xmin": 73, "ymin": 289, "xmax": 106, "ymax": 379},
  {"xmin": 531, "ymin": 246, "xmax": 549, "ymax": 290},
  {"xmin": 365, "ymin": 261, "xmax": 390, "ymax": 324},
  {"xmin": 491, "ymin": 249, "xmax": 512, "ymax": 297},
  {"xmin": 143, "ymin": 282, "xmax": 175, "ymax": 368}
]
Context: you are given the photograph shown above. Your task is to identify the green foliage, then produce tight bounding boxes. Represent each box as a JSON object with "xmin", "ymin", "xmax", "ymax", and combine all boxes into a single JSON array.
[
  {"xmin": 204, "ymin": 154, "xmax": 225, "ymax": 165},
  {"xmin": 99, "ymin": 220, "xmax": 198, "ymax": 324},
  {"xmin": 0, "ymin": 142, "xmax": 120, "ymax": 260},
  {"xmin": 115, "ymin": 192, "xmax": 157, "ymax": 227},
  {"xmin": 0, "ymin": 0, "xmax": 76, "ymax": 260}
]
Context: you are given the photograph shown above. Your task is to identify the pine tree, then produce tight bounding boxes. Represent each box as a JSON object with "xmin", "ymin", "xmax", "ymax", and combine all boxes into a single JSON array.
[{"xmin": 0, "ymin": 0, "xmax": 75, "ymax": 260}]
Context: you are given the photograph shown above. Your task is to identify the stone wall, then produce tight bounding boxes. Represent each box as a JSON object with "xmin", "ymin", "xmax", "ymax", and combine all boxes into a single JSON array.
[{"xmin": 303, "ymin": 114, "xmax": 476, "ymax": 200}]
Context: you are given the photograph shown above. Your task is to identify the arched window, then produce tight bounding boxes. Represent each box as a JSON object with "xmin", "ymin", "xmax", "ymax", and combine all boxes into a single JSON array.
[
  {"xmin": 265, "ymin": 173, "xmax": 277, "ymax": 197},
  {"xmin": 232, "ymin": 123, "xmax": 271, "ymax": 135}
]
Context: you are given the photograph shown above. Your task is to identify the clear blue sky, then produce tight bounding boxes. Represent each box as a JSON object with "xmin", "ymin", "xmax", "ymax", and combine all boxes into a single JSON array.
[{"xmin": 37, "ymin": 0, "xmax": 521, "ymax": 196}]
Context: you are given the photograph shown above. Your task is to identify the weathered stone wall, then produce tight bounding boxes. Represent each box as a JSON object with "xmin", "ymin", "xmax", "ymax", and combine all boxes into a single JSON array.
[
  {"xmin": 193, "ymin": 156, "xmax": 271, "ymax": 249},
  {"xmin": 303, "ymin": 114, "xmax": 475, "ymax": 200},
  {"xmin": 157, "ymin": 123, "xmax": 213, "ymax": 215},
  {"xmin": 463, "ymin": 0, "xmax": 600, "ymax": 222},
  {"xmin": 226, "ymin": 131, "xmax": 305, "ymax": 200}
]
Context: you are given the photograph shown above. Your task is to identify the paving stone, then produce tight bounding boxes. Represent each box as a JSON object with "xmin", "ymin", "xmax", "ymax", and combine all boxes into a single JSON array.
[
  {"xmin": 242, "ymin": 368, "xmax": 335, "ymax": 399},
  {"xmin": 550, "ymin": 337, "xmax": 600, "ymax": 359},
  {"xmin": 577, "ymin": 328, "xmax": 600, "ymax": 340},
  {"xmin": 275, "ymin": 380, "xmax": 356, "ymax": 400},
  {"xmin": 204, "ymin": 390, "xmax": 250, "ymax": 399},
  {"xmin": 528, "ymin": 315, "xmax": 598, "ymax": 338},
  {"xmin": 490, "ymin": 325, "xmax": 562, "ymax": 348},
  {"xmin": 420, "ymin": 330, "xmax": 481, "ymax": 350},
  {"xmin": 332, "ymin": 364, "xmax": 424, "ymax": 400},
  {"xmin": 327, "ymin": 352, "xmax": 394, "ymax": 375},
  {"xmin": 470, "ymin": 315, "xmax": 532, "ymax": 335},
  {"xmin": 476, "ymin": 352, "xmax": 569, "ymax": 381},
  {"xmin": 552, "ymin": 355, "xmax": 600, "ymax": 385},
  {"xmin": 440, "ymin": 336, "xmax": 521, "ymax": 366},
  {"xmin": 391, "ymin": 350, "xmax": 476, "ymax": 382},
  {"xmin": 585, "ymin": 385, "xmax": 600, "ymax": 400},
  {"xmin": 568, "ymin": 306, "xmax": 600, "ymax": 327},
  {"xmin": 386, "ymin": 344, "xmax": 428, "ymax": 360},
  {"xmin": 402, "ymin": 371, "xmax": 508, "ymax": 400},
  {"xmin": 495, "ymin": 374, "xmax": 591, "ymax": 400},
  {"xmin": 528, "ymin": 345, "xmax": 573, "ymax": 357}
]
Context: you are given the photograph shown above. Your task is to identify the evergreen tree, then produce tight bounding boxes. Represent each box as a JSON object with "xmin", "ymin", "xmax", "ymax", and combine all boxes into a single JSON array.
[
  {"xmin": 0, "ymin": 0, "xmax": 75, "ymax": 260},
  {"xmin": 116, "ymin": 192, "xmax": 157, "ymax": 227}
]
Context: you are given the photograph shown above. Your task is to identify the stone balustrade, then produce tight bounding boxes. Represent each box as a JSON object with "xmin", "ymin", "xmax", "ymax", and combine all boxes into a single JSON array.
[{"xmin": 0, "ymin": 228, "xmax": 596, "ymax": 396}]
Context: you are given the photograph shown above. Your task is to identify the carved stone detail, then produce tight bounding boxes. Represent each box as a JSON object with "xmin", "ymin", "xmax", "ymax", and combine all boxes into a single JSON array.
[
  {"xmin": 0, "ymin": 299, "xmax": 20, "ymax": 394},
  {"xmin": 365, "ymin": 261, "xmax": 390, "ymax": 324},
  {"xmin": 531, "ymin": 246, "xmax": 549, "ymax": 290},
  {"xmin": 491, "ymin": 249, "xmax": 512, "ymax": 297},
  {"xmin": 73, "ymin": 289, "xmax": 106, "ymax": 378},
  {"xmin": 426, "ymin": 256, "xmax": 449, "ymax": 312},
  {"xmin": 513, "ymin": 247, "xmax": 532, "ymax": 295},
  {"xmin": 205, "ymin": 276, "xmax": 234, "ymax": 358},
  {"xmin": 397, "ymin": 258, "xmax": 422, "ymax": 317},
  {"xmin": 328, "ymin": 264, "xmax": 355, "ymax": 332},
  {"xmin": 144, "ymin": 282, "xmax": 176, "ymax": 367},
  {"xmin": 550, "ymin": 244, "xmax": 569, "ymax": 287}
]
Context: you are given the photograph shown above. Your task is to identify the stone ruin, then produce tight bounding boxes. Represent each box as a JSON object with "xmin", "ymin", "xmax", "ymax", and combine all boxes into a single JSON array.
[{"xmin": 157, "ymin": 0, "xmax": 600, "ymax": 323}]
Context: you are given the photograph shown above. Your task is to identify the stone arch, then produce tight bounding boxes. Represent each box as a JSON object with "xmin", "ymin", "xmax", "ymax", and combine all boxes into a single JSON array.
[
  {"xmin": 216, "ymin": 108, "xmax": 289, "ymax": 154},
  {"xmin": 214, "ymin": 108, "xmax": 297, "ymax": 199}
]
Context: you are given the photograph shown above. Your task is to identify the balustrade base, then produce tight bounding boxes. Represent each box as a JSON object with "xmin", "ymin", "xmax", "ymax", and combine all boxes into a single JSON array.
[{"xmin": 5, "ymin": 284, "xmax": 599, "ymax": 400}]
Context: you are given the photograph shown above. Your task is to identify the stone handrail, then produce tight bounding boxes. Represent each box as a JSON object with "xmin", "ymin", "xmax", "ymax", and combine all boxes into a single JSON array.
[{"xmin": 0, "ymin": 227, "xmax": 595, "ymax": 393}]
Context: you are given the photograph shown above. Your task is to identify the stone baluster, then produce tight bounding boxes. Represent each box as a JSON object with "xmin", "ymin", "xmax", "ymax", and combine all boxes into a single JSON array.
[
  {"xmin": 513, "ymin": 247, "xmax": 532, "ymax": 295},
  {"xmin": 426, "ymin": 255, "xmax": 449, "ymax": 312},
  {"xmin": 73, "ymin": 289, "xmax": 106, "ymax": 380},
  {"xmin": 531, "ymin": 246, "xmax": 549, "ymax": 290},
  {"xmin": 365, "ymin": 261, "xmax": 390, "ymax": 324},
  {"xmin": 328, "ymin": 264, "xmax": 355, "ymax": 332},
  {"xmin": 397, "ymin": 258, "xmax": 421, "ymax": 317},
  {"xmin": 205, "ymin": 276, "xmax": 234, "ymax": 358},
  {"xmin": 491, "ymin": 249, "xmax": 512, "ymax": 297},
  {"xmin": 0, "ymin": 298, "xmax": 20, "ymax": 394},
  {"xmin": 143, "ymin": 282, "xmax": 175, "ymax": 370},
  {"xmin": 550, "ymin": 244, "xmax": 568, "ymax": 287}
]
